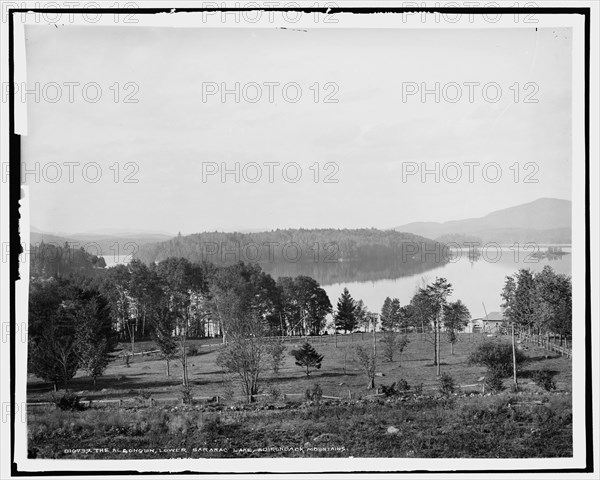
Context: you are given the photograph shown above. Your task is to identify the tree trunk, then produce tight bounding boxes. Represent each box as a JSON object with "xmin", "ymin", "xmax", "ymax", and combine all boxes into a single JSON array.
[
  {"xmin": 436, "ymin": 315, "xmax": 441, "ymax": 376},
  {"xmin": 450, "ymin": 341, "xmax": 454, "ymax": 355},
  {"xmin": 93, "ymin": 376, "xmax": 97, "ymax": 390},
  {"xmin": 130, "ymin": 332, "xmax": 135, "ymax": 364},
  {"xmin": 511, "ymin": 323, "xmax": 518, "ymax": 387},
  {"xmin": 166, "ymin": 358, "xmax": 170, "ymax": 377}
]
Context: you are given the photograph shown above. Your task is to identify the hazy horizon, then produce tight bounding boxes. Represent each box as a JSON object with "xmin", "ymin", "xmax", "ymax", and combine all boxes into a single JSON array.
[{"xmin": 30, "ymin": 195, "xmax": 572, "ymax": 238}]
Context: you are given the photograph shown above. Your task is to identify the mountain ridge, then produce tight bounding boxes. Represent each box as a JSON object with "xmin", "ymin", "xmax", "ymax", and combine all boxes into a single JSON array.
[{"xmin": 394, "ymin": 198, "xmax": 571, "ymax": 244}]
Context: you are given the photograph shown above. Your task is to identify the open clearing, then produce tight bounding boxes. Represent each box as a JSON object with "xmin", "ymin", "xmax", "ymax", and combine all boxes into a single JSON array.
[
  {"xmin": 27, "ymin": 333, "xmax": 572, "ymax": 403},
  {"xmin": 26, "ymin": 333, "xmax": 572, "ymax": 459}
]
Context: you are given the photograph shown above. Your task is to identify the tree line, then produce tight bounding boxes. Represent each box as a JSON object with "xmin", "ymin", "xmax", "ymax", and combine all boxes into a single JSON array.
[
  {"xmin": 28, "ymin": 241, "xmax": 571, "ymax": 396},
  {"xmin": 30, "ymin": 241, "xmax": 106, "ymax": 279},
  {"xmin": 28, "ymin": 256, "xmax": 337, "ymax": 390}
]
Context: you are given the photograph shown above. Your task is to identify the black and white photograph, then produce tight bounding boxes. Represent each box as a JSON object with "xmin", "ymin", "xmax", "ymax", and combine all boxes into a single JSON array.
[{"xmin": 0, "ymin": 2, "xmax": 598, "ymax": 479}]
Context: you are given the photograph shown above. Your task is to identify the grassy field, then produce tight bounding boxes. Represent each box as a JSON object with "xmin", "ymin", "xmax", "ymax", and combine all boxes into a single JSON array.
[
  {"xmin": 27, "ymin": 333, "xmax": 572, "ymax": 403},
  {"xmin": 26, "ymin": 333, "xmax": 573, "ymax": 459}
]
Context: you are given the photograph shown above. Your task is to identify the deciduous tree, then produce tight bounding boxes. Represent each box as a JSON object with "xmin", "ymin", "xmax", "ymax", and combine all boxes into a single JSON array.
[{"xmin": 443, "ymin": 299, "xmax": 470, "ymax": 355}]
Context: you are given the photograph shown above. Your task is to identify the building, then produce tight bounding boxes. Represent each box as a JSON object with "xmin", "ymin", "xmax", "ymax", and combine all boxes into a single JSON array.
[{"xmin": 469, "ymin": 311, "xmax": 510, "ymax": 335}]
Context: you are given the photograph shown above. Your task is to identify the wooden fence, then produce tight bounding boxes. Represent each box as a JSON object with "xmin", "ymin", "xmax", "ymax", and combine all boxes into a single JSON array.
[
  {"xmin": 118, "ymin": 329, "xmax": 489, "ymax": 359},
  {"xmin": 518, "ymin": 332, "xmax": 572, "ymax": 358}
]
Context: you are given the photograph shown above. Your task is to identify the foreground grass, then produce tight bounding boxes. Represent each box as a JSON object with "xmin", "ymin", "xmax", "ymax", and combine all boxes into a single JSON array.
[
  {"xmin": 27, "ymin": 334, "xmax": 573, "ymax": 459},
  {"xmin": 28, "ymin": 391, "xmax": 572, "ymax": 459}
]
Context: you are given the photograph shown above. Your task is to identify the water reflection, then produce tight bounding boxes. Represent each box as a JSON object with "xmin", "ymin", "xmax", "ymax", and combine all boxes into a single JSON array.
[{"xmin": 259, "ymin": 257, "xmax": 448, "ymax": 286}]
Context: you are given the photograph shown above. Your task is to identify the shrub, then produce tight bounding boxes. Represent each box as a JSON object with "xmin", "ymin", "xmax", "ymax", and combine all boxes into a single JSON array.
[
  {"xmin": 181, "ymin": 384, "xmax": 194, "ymax": 405},
  {"xmin": 485, "ymin": 369, "xmax": 505, "ymax": 392},
  {"xmin": 268, "ymin": 384, "xmax": 282, "ymax": 401},
  {"xmin": 397, "ymin": 378, "xmax": 410, "ymax": 392},
  {"xmin": 53, "ymin": 391, "xmax": 85, "ymax": 411},
  {"xmin": 532, "ymin": 369, "xmax": 557, "ymax": 391},
  {"xmin": 202, "ymin": 416, "xmax": 222, "ymax": 438},
  {"xmin": 305, "ymin": 388, "xmax": 312, "ymax": 401},
  {"xmin": 468, "ymin": 340, "xmax": 527, "ymax": 378},
  {"xmin": 305, "ymin": 383, "xmax": 323, "ymax": 403},
  {"xmin": 414, "ymin": 383, "xmax": 424, "ymax": 395},
  {"xmin": 438, "ymin": 372, "xmax": 456, "ymax": 396},
  {"xmin": 187, "ymin": 345, "xmax": 199, "ymax": 357},
  {"xmin": 380, "ymin": 382, "xmax": 398, "ymax": 397}
]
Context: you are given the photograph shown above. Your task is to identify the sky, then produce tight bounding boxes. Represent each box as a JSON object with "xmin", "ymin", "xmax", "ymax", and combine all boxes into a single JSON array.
[{"xmin": 22, "ymin": 24, "xmax": 572, "ymax": 235}]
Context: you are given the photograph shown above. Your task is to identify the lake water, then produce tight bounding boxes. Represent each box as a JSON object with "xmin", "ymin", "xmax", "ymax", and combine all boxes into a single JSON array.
[
  {"xmin": 103, "ymin": 254, "xmax": 133, "ymax": 268},
  {"xmin": 262, "ymin": 246, "xmax": 572, "ymax": 320}
]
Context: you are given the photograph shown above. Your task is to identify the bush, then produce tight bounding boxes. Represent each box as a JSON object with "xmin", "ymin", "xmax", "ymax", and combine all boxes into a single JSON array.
[
  {"xmin": 380, "ymin": 382, "xmax": 398, "ymax": 397},
  {"xmin": 468, "ymin": 340, "xmax": 527, "ymax": 377},
  {"xmin": 414, "ymin": 383, "xmax": 424, "ymax": 395},
  {"xmin": 532, "ymin": 369, "xmax": 557, "ymax": 391},
  {"xmin": 53, "ymin": 391, "xmax": 85, "ymax": 411},
  {"xmin": 267, "ymin": 384, "xmax": 282, "ymax": 401},
  {"xmin": 397, "ymin": 378, "xmax": 410, "ymax": 392},
  {"xmin": 485, "ymin": 369, "xmax": 505, "ymax": 392},
  {"xmin": 305, "ymin": 383, "xmax": 323, "ymax": 403},
  {"xmin": 187, "ymin": 345, "xmax": 199, "ymax": 357},
  {"xmin": 438, "ymin": 372, "xmax": 456, "ymax": 396},
  {"xmin": 181, "ymin": 384, "xmax": 194, "ymax": 405},
  {"xmin": 202, "ymin": 416, "xmax": 222, "ymax": 438}
]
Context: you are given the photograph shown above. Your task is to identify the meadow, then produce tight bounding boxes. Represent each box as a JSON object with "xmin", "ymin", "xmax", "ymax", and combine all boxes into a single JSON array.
[{"xmin": 26, "ymin": 333, "xmax": 573, "ymax": 459}]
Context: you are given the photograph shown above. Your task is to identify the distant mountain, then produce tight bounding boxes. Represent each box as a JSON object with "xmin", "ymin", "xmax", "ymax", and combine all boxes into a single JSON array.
[{"xmin": 394, "ymin": 198, "xmax": 571, "ymax": 245}]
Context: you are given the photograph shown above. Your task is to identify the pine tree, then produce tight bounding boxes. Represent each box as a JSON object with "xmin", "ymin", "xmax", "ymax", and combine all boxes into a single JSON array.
[
  {"xmin": 334, "ymin": 288, "xmax": 357, "ymax": 333},
  {"xmin": 291, "ymin": 342, "xmax": 324, "ymax": 376},
  {"xmin": 380, "ymin": 297, "xmax": 393, "ymax": 331}
]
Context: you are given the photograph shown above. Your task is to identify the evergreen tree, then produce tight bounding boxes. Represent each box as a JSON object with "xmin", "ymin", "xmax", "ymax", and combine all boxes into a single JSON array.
[
  {"xmin": 380, "ymin": 297, "xmax": 393, "ymax": 331},
  {"xmin": 291, "ymin": 342, "xmax": 324, "ymax": 376},
  {"xmin": 334, "ymin": 288, "xmax": 357, "ymax": 333}
]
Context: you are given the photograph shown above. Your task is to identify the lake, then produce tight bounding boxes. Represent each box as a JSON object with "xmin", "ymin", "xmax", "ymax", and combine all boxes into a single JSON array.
[{"xmin": 262, "ymin": 246, "xmax": 572, "ymax": 320}]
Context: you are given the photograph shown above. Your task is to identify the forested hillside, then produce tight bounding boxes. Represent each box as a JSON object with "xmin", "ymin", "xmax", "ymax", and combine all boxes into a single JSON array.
[{"xmin": 133, "ymin": 228, "xmax": 446, "ymax": 265}]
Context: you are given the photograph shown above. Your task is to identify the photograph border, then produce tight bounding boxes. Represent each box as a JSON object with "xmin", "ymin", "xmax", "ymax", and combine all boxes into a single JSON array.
[{"xmin": 7, "ymin": 4, "xmax": 593, "ymax": 476}]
